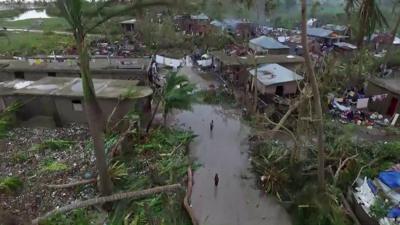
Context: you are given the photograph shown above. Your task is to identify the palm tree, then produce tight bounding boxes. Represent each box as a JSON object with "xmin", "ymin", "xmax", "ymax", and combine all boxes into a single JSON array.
[
  {"xmin": 346, "ymin": 0, "xmax": 388, "ymax": 48},
  {"xmin": 301, "ymin": 0, "xmax": 325, "ymax": 190},
  {"xmin": 146, "ymin": 72, "xmax": 195, "ymax": 131},
  {"xmin": 162, "ymin": 72, "xmax": 195, "ymax": 125},
  {"xmin": 56, "ymin": 0, "xmax": 167, "ymax": 196}
]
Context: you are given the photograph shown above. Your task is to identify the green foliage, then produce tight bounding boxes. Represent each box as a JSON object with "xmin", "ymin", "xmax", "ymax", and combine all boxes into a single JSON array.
[
  {"xmin": 109, "ymin": 127, "xmax": 195, "ymax": 225},
  {"xmin": 42, "ymin": 209, "xmax": 97, "ymax": 225},
  {"xmin": 11, "ymin": 151, "xmax": 30, "ymax": 163},
  {"xmin": 40, "ymin": 161, "xmax": 69, "ymax": 173},
  {"xmin": 162, "ymin": 72, "xmax": 196, "ymax": 122},
  {"xmin": 0, "ymin": 101, "xmax": 21, "ymax": 138},
  {"xmin": 370, "ymin": 197, "xmax": 391, "ymax": 219},
  {"xmin": 0, "ymin": 32, "xmax": 73, "ymax": 56},
  {"xmin": 0, "ymin": 176, "xmax": 23, "ymax": 194},
  {"xmin": 196, "ymin": 87, "xmax": 236, "ymax": 106},
  {"xmin": 109, "ymin": 161, "xmax": 128, "ymax": 182},
  {"xmin": 0, "ymin": 8, "xmax": 27, "ymax": 18},
  {"xmin": 39, "ymin": 139, "xmax": 74, "ymax": 151}
]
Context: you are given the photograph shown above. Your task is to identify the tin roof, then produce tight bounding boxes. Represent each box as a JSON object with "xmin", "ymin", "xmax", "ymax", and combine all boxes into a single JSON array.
[
  {"xmin": 0, "ymin": 77, "xmax": 152, "ymax": 99},
  {"xmin": 368, "ymin": 77, "xmax": 400, "ymax": 96},
  {"xmin": 249, "ymin": 64, "xmax": 303, "ymax": 86},
  {"xmin": 120, "ymin": 19, "xmax": 137, "ymax": 24},
  {"xmin": 249, "ymin": 36, "xmax": 289, "ymax": 49},
  {"xmin": 307, "ymin": 27, "xmax": 334, "ymax": 38},
  {"xmin": 210, "ymin": 51, "xmax": 304, "ymax": 67}
]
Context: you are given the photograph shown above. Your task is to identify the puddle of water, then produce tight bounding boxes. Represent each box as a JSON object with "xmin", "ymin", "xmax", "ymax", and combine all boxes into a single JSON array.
[{"xmin": 10, "ymin": 9, "xmax": 51, "ymax": 21}]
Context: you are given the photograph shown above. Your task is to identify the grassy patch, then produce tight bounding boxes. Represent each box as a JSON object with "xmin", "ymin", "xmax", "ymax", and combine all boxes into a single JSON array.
[
  {"xmin": 0, "ymin": 176, "xmax": 23, "ymax": 194},
  {"xmin": 40, "ymin": 161, "xmax": 69, "ymax": 173},
  {"xmin": 11, "ymin": 151, "xmax": 30, "ymax": 163},
  {"xmin": 0, "ymin": 31, "xmax": 73, "ymax": 56},
  {"xmin": 0, "ymin": 9, "xmax": 27, "ymax": 19},
  {"xmin": 42, "ymin": 209, "xmax": 99, "ymax": 225},
  {"xmin": 0, "ymin": 17, "xmax": 70, "ymax": 31}
]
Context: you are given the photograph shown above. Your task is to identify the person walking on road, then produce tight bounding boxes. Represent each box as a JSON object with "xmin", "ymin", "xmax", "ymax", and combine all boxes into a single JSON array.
[
  {"xmin": 214, "ymin": 173, "xmax": 219, "ymax": 186},
  {"xmin": 210, "ymin": 120, "xmax": 214, "ymax": 131}
]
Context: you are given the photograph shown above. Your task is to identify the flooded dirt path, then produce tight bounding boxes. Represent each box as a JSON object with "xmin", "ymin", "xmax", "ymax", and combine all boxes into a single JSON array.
[{"xmin": 172, "ymin": 67, "xmax": 291, "ymax": 225}]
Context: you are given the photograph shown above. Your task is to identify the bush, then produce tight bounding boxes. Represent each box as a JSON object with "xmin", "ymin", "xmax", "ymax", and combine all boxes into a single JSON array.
[
  {"xmin": 40, "ymin": 161, "xmax": 69, "ymax": 173},
  {"xmin": 0, "ymin": 176, "xmax": 23, "ymax": 194}
]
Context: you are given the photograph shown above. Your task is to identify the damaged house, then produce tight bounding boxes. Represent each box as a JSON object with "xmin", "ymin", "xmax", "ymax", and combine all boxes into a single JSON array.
[
  {"xmin": 249, "ymin": 36, "xmax": 290, "ymax": 55},
  {"xmin": 174, "ymin": 13, "xmax": 211, "ymax": 35},
  {"xmin": 248, "ymin": 63, "xmax": 303, "ymax": 97},
  {"xmin": 366, "ymin": 76, "xmax": 400, "ymax": 116},
  {"xmin": 210, "ymin": 50, "xmax": 304, "ymax": 87},
  {"xmin": 0, "ymin": 77, "xmax": 153, "ymax": 126}
]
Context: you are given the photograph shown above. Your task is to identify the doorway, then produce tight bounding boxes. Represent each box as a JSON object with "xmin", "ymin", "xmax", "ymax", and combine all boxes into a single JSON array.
[
  {"xmin": 387, "ymin": 97, "xmax": 399, "ymax": 116},
  {"xmin": 275, "ymin": 85, "xmax": 284, "ymax": 96}
]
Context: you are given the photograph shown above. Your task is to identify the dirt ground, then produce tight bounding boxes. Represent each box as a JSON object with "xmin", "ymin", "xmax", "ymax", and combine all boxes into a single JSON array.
[{"xmin": 0, "ymin": 124, "xmax": 97, "ymax": 223}]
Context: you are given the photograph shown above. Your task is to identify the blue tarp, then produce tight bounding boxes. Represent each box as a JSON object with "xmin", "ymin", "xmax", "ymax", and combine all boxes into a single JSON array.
[{"xmin": 378, "ymin": 171, "xmax": 400, "ymax": 189}]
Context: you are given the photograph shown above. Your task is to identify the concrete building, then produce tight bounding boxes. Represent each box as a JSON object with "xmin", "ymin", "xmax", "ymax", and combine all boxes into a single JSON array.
[
  {"xmin": 248, "ymin": 64, "xmax": 303, "ymax": 96},
  {"xmin": 249, "ymin": 36, "xmax": 290, "ymax": 55},
  {"xmin": 366, "ymin": 76, "xmax": 400, "ymax": 116},
  {"xmin": 0, "ymin": 58, "xmax": 150, "ymax": 82},
  {"xmin": 0, "ymin": 77, "xmax": 153, "ymax": 126}
]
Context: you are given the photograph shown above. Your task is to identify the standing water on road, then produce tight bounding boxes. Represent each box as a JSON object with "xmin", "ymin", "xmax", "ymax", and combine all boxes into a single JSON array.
[{"xmin": 172, "ymin": 104, "xmax": 291, "ymax": 225}]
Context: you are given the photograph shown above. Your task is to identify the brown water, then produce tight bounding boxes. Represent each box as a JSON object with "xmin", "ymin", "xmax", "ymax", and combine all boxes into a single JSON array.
[{"xmin": 172, "ymin": 67, "xmax": 291, "ymax": 225}]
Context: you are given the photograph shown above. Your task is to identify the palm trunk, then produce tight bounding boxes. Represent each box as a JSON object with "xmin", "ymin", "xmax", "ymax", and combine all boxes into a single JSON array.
[
  {"xmin": 32, "ymin": 184, "xmax": 181, "ymax": 225},
  {"xmin": 146, "ymin": 97, "xmax": 161, "ymax": 133},
  {"xmin": 384, "ymin": 13, "xmax": 400, "ymax": 63},
  {"xmin": 77, "ymin": 35, "xmax": 113, "ymax": 196},
  {"xmin": 301, "ymin": 0, "xmax": 325, "ymax": 190},
  {"xmin": 252, "ymin": 57, "xmax": 258, "ymax": 114}
]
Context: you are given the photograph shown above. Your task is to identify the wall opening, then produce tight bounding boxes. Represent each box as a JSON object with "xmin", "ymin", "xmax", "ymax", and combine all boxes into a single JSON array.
[
  {"xmin": 14, "ymin": 72, "xmax": 25, "ymax": 79},
  {"xmin": 72, "ymin": 100, "xmax": 83, "ymax": 111},
  {"xmin": 48, "ymin": 72, "xmax": 56, "ymax": 77}
]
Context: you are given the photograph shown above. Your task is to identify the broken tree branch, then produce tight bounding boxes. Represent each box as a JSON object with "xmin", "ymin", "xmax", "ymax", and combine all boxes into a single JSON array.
[
  {"xmin": 45, "ymin": 178, "xmax": 97, "ymax": 189},
  {"xmin": 183, "ymin": 167, "xmax": 198, "ymax": 225},
  {"xmin": 334, "ymin": 154, "xmax": 359, "ymax": 183},
  {"xmin": 32, "ymin": 183, "xmax": 181, "ymax": 225}
]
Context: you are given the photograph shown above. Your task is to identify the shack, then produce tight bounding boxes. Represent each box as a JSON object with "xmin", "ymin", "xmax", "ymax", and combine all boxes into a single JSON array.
[
  {"xmin": 210, "ymin": 51, "xmax": 304, "ymax": 87},
  {"xmin": 366, "ymin": 76, "xmax": 400, "ymax": 116},
  {"xmin": 307, "ymin": 27, "xmax": 348, "ymax": 45},
  {"xmin": 0, "ymin": 58, "xmax": 150, "ymax": 82},
  {"xmin": 120, "ymin": 18, "xmax": 137, "ymax": 33},
  {"xmin": 174, "ymin": 13, "xmax": 210, "ymax": 35},
  {"xmin": 0, "ymin": 77, "xmax": 153, "ymax": 126},
  {"xmin": 248, "ymin": 63, "xmax": 303, "ymax": 96},
  {"xmin": 249, "ymin": 36, "xmax": 290, "ymax": 55}
]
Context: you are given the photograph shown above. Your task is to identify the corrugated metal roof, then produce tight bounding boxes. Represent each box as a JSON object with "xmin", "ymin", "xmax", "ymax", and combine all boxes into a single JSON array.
[
  {"xmin": 307, "ymin": 28, "xmax": 333, "ymax": 38},
  {"xmin": 249, "ymin": 63, "xmax": 303, "ymax": 86},
  {"xmin": 120, "ymin": 19, "xmax": 137, "ymax": 24},
  {"xmin": 249, "ymin": 36, "xmax": 289, "ymax": 49},
  {"xmin": 190, "ymin": 13, "xmax": 209, "ymax": 20}
]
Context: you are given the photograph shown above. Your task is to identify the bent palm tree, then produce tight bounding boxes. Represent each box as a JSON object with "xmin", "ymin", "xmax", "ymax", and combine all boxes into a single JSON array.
[
  {"xmin": 56, "ymin": 0, "xmax": 168, "ymax": 196},
  {"xmin": 162, "ymin": 72, "xmax": 195, "ymax": 125},
  {"xmin": 346, "ymin": 0, "xmax": 388, "ymax": 48},
  {"xmin": 146, "ymin": 72, "xmax": 195, "ymax": 130}
]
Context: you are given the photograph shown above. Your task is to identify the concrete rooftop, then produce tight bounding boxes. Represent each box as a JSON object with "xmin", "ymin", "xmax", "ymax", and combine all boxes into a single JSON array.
[
  {"xmin": 0, "ymin": 58, "xmax": 150, "ymax": 73},
  {"xmin": 0, "ymin": 77, "xmax": 152, "ymax": 99}
]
